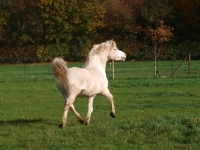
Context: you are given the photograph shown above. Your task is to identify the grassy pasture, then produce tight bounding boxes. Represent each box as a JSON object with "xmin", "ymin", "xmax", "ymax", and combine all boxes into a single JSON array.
[{"xmin": 0, "ymin": 61, "xmax": 200, "ymax": 149}]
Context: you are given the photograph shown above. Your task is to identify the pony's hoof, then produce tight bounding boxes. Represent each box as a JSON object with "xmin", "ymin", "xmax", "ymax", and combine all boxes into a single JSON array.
[
  {"xmin": 78, "ymin": 120, "xmax": 85, "ymax": 125},
  {"xmin": 59, "ymin": 124, "xmax": 64, "ymax": 129},
  {"xmin": 110, "ymin": 112, "xmax": 115, "ymax": 118},
  {"xmin": 85, "ymin": 121, "xmax": 90, "ymax": 125}
]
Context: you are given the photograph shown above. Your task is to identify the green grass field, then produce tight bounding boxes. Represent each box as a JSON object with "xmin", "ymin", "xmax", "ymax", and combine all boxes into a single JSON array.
[{"xmin": 0, "ymin": 61, "xmax": 200, "ymax": 149}]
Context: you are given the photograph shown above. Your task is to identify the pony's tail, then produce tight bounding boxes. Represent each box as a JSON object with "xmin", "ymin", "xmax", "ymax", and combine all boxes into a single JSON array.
[{"xmin": 52, "ymin": 57, "xmax": 68, "ymax": 83}]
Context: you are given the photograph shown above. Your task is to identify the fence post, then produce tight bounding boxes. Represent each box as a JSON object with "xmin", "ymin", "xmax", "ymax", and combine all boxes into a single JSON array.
[
  {"xmin": 109, "ymin": 62, "xmax": 111, "ymax": 79},
  {"xmin": 45, "ymin": 57, "xmax": 51, "ymax": 74},
  {"xmin": 188, "ymin": 52, "xmax": 191, "ymax": 76},
  {"xmin": 122, "ymin": 61, "xmax": 125, "ymax": 74},
  {"xmin": 112, "ymin": 60, "xmax": 114, "ymax": 80},
  {"xmin": 171, "ymin": 56, "xmax": 174, "ymax": 74},
  {"xmin": 23, "ymin": 56, "xmax": 25, "ymax": 75}
]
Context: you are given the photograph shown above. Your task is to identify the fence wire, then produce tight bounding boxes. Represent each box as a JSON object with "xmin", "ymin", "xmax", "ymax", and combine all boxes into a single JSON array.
[{"xmin": 0, "ymin": 58, "xmax": 200, "ymax": 82}]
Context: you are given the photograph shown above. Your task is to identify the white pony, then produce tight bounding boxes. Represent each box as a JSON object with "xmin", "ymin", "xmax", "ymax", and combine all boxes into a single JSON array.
[{"xmin": 52, "ymin": 40, "xmax": 126, "ymax": 128}]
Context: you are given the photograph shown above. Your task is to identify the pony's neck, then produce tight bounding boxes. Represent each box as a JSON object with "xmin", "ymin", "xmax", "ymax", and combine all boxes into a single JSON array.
[{"xmin": 84, "ymin": 55, "xmax": 108, "ymax": 70}]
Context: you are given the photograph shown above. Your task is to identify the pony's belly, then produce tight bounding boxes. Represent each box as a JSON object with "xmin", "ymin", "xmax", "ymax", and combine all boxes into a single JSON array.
[{"xmin": 77, "ymin": 89, "xmax": 98, "ymax": 97}]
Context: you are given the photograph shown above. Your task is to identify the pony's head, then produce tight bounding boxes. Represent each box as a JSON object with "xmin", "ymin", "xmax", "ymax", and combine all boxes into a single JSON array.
[
  {"xmin": 105, "ymin": 40, "xmax": 126, "ymax": 61},
  {"xmin": 83, "ymin": 40, "xmax": 126, "ymax": 68}
]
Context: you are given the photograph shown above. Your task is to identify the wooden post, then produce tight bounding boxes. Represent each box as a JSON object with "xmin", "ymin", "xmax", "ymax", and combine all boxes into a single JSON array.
[
  {"xmin": 188, "ymin": 52, "xmax": 191, "ymax": 76},
  {"xmin": 112, "ymin": 60, "xmax": 114, "ymax": 80},
  {"xmin": 109, "ymin": 62, "xmax": 111, "ymax": 79},
  {"xmin": 23, "ymin": 56, "xmax": 25, "ymax": 75},
  {"xmin": 154, "ymin": 44, "xmax": 157, "ymax": 77}
]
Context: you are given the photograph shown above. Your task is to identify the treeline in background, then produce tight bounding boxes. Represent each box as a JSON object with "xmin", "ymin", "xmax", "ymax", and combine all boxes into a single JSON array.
[{"xmin": 0, "ymin": 0, "xmax": 200, "ymax": 63}]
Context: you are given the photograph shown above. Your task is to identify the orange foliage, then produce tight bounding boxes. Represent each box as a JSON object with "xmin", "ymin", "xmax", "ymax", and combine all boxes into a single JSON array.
[{"xmin": 145, "ymin": 20, "xmax": 173, "ymax": 45}]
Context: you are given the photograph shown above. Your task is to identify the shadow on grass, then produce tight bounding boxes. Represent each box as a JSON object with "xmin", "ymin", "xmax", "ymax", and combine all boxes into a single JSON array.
[{"xmin": 0, "ymin": 119, "xmax": 44, "ymax": 126}]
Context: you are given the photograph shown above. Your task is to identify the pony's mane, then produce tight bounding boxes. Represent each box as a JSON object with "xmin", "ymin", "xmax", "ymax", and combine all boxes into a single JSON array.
[{"xmin": 83, "ymin": 40, "xmax": 116, "ymax": 68}]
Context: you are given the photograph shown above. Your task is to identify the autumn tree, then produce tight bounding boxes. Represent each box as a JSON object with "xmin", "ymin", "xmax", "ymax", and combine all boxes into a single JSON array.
[
  {"xmin": 173, "ymin": 0, "xmax": 198, "ymax": 25},
  {"xmin": 0, "ymin": 0, "xmax": 105, "ymax": 62},
  {"xmin": 0, "ymin": 0, "xmax": 40, "ymax": 62},
  {"xmin": 0, "ymin": 1, "xmax": 10, "ymax": 58},
  {"xmin": 1, "ymin": 0, "xmax": 200, "ymax": 63},
  {"xmin": 142, "ymin": 21, "xmax": 173, "ymax": 76},
  {"xmin": 35, "ymin": 0, "xmax": 106, "ymax": 60},
  {"xmin": 138, "ymin": 0, "xmax": 173, "ymax": 76},
  {"xmin": 36, "ymin": 0, "xmax": 72, "ymax": 60},
  {"xmin": 172, "ymin": 0, "xmax": 200, "ymax": 43},
  {"xmin": 66, "ymin": 0, "xmax": 105, "ymax": 60}
]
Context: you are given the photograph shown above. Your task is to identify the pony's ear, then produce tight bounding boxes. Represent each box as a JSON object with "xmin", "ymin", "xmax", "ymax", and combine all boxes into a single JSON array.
[{"xmin": 110, "ymin": 40, "xmax": 116, "ymax": 48}]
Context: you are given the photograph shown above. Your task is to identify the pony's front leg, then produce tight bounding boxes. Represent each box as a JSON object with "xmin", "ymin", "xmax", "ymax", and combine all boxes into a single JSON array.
[
  {"xmin": 109, "ymin": 95, "xmax": 115, "ymax": 118},
  {"xmin": 85, "ymin": 96, "xmax": 94, "ymax": 125},
  {"xmin": 105, "ymin": 93, "xmax": 115, "ymax": 118},
  {"xmin": 59, "ymin": 95, "xmax": 76, "ymax": 128}
]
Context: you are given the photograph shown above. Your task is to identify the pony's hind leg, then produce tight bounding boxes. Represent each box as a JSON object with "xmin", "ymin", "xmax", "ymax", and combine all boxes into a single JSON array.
[
  {"xmin": 59, "ymin": 102, "xmax": 69, "ymax": 128},
  {"xmin": 59, "ymin": 95, "xmax": 76, "ymax": 128},
  {"xmin": 70, "ymin": 104, "xmax": 84, "ymax": 124},
  {"xmin": 85, "ymin": 96, "xmax": 94, "ymax": 125}
]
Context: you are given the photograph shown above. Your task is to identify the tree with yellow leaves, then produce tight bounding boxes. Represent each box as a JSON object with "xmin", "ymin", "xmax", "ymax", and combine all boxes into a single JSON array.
[
  {"xmin": 144, "ymin": 20, "xmax": 173, "ymax": 76},
  {"xmin": 36, "ymin": 0, "xmax": 105, "ymax": 60},
  {"xmin": 139, "ymin": 0, "xmax": 173, "ymax": 76}
]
